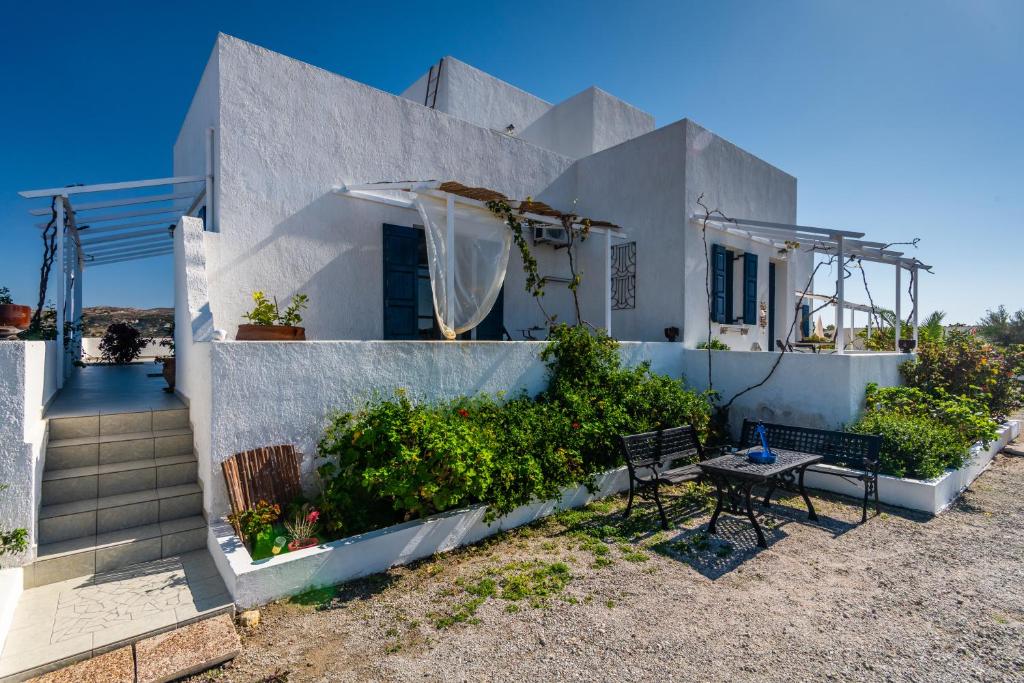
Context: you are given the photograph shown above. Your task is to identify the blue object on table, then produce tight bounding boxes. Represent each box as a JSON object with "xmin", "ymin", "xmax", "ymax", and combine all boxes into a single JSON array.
[{"xmin": 746, "ymin": 422, "xmax": 777, "ymax": 464}]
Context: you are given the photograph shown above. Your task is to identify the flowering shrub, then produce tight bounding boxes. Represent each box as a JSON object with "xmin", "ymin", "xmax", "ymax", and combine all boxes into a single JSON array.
[
  {"xmin": 899, "ymin": 329, "xmax": 1023, "ymax": 419},
  {"xmin": 315, "ymin": 325, "xmax": 711, "ymax": 538},
  {"xmin": 227, "ymin": 499, "xmax": 281, "ymax": 543},
  {"xmin": 284, "ymin": 505, "xmax": 320, "ymax": 542}
]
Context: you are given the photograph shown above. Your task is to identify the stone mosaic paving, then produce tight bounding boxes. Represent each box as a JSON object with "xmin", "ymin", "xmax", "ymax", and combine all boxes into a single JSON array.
[
  {"xmin": 0, "ymin": 551, "xmax": 233, "ymax": 681},
  {"xmin": 50, "ymin": 559, "xmax": 190, "ymax": 644}
]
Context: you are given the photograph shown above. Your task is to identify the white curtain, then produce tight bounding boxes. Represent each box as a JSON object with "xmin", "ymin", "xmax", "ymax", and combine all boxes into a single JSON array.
[{"xmin": 414, "ymin": 194, "xmax": 512, "ymax": 340}]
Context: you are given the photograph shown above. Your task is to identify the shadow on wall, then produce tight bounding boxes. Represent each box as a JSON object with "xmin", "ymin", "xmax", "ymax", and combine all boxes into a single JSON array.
[{"xmin": 214, "ymin": 193, "xmax": 402, "ymax": 340}]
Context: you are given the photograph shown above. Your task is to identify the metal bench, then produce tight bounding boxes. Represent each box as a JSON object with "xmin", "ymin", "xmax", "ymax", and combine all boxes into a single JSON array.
[
  {"xmin": 619, "ymin": 425, "xmax": 707, "ymax": 529},
  {"xmin": 740, "ymin": 420, "xmax": 883, "ymax": 523}
]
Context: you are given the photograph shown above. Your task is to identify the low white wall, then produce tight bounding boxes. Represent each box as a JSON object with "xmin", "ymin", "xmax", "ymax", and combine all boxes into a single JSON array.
[
  {"xmin": 205, "ymin": 340, "xmax": 684, "ymax": 518},
  {"xmin": 81, "ymin": 338, "xmax": 171, "ymax": 361},
  {"xmin": 209, "ymin": 466, "xmax": 630, "ymax": 608},
  {"xmin": 0, "ymin": 567, "xmax": 22, "ymax": 656},
  {"xmin": 805, "ymin": 420, "xmax": 1021, "ymax": 515},
  {"xmin": 0, "ymin": 341, "xmax": 58, "ymax": 569},
  {"xmin": 681, "ymin": 349, "xmax": 906, "ymax": 437}
]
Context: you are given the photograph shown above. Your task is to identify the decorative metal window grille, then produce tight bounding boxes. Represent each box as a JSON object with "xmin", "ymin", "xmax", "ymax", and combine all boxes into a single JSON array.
[{"xmin": 611, "ymin": 241, "xmax": 636, "ymax": 310}]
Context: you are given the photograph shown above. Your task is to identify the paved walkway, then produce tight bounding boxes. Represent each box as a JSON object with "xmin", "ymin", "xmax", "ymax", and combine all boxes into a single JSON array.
[
  {"xmin": 46, "ymin": 364, "xmax": 184, "ymax": 419},
  {"xmin": 0, "ymin": 551, "xmax": 232, "ymax": 681}
]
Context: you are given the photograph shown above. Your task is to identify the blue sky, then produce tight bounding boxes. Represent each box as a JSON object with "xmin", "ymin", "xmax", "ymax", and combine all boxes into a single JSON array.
[{"xmin": 1, "ymin": 0, "xmax": 1020, "ymax": 323}]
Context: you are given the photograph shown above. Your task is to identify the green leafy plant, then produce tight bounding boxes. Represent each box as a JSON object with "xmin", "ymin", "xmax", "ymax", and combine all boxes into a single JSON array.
[
  {"xmin": 227, "ymin": 499, "xmax": 281, "ymax": 543},
  {"xmin": 849, "ymin": 383, "xmax": 999, "ymax": 479},
  {"xmin": 0, "ymin": 287, "xmax": 12, "ymax": 305},
  {"xmin": 99, "ymin": 322, "xmax": 151, "ymax": 364},
  {"xmin": 977, "ymin": 305, "xmax": 1024, "ymax": 347},
  {"xmin": 899, "ymin": 329, "xmax": 1022, "ymax": 419},
  {"xmin": 315, "ymin": 325, "xmax": 712, "ymax": 539},
  {"xmin": 242, "ymin": 291, "xmax": 309, "ymax": 326},
  {"xmin": 696, "ymin": 338, "xmax": 730, "ymax": 350},
  {"xmin": 0, "ymin": 484, "xmax": 27, "ymax": 556}
]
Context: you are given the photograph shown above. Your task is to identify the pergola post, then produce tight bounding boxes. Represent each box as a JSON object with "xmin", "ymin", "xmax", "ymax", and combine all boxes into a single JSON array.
[
  {"xmin": 603, "ymin": 229, "xmax": 612, "ymax": 336},
  {"xmin": 444, "ymin": 194, "xmax": 455, "ymax": 337},
  {"xmin": 894, "ymin": 265, "xmax": 902, "ymax": 349},
  {"xmin": 54, "ymin": 197, "xmax": 66, "ymax": 387},
  {"xmin": 73, "ymin": 248, "xmax": 83, "ymax": 363},
  {"xmin": 835, "ymin": 235, "xmax": 845, "ymax": 354},
  {"xmin": 912, "ymin": 263, "xmax": 919, "ymax": 344}
]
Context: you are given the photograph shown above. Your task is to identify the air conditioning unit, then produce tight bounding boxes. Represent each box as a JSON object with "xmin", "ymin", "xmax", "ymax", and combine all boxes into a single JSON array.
[{"xmin": 533, "ymin": 225, "xmax": 570, "ymax": 247}]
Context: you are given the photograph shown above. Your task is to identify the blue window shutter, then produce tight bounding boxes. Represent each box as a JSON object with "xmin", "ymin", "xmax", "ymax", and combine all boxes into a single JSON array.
[
  {"xmin": 475, "ymin": 287, "xmax": 504, "ymax": 340},
  {"xmin": 711, "ymin": 245, "xmax": 727, "ymax": 323},
  {"xmin": 725, "ymin": 250, "xmax": 735, "ymax": 322},
  {"xmin": 743, "ymin": 253, "xmax": 758, "ymax": 325},
  {"xmin": 382, "ymin": 224, "xmax": 420, "ymax": 339},
  {"xmin": 801, "ymin": 304, "xmax": 811, "ymax": 338}
]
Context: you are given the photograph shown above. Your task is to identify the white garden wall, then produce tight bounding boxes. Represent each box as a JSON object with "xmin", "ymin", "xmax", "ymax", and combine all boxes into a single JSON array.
[
  {"xmin": 0, "ymin": 341, "xmax": 57, "ymax": 653},
  {"xmin": 804, "ymin": 420, "xmax": 1020, "ymax": 515},
  {"xmin": 209, "ymin": 466, "xmax": 631, "ymax": 609},
  {"xmin": 80, "ymin": 338, "xmax": 171, "ymax": 361},
  {"xmin": 681, "ymin": 348, "xmax": 906, "ymax": 437}
]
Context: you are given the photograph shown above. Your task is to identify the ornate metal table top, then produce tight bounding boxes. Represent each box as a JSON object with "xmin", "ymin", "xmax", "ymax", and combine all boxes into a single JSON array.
[{"xmin": 698, "ymin": 448, "xmax": 823, "ymax": 481}]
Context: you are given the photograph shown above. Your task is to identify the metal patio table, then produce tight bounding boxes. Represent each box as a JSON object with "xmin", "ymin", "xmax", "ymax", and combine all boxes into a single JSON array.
[{"xmin": 698, "ymin": 448, "xmax": 823, "ymax": 548}]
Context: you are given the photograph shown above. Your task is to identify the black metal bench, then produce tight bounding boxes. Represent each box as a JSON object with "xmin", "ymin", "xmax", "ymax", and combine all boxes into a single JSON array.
[
  {"xmin": 740, "ymin": 420, "xmax": 883, "ymax": 523},
  {"xmin": 619, "ymin": 425, "xmax": 707, "ymax": 529}
]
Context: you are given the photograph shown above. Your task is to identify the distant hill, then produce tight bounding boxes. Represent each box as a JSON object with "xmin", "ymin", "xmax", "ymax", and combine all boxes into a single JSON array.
[{"xmin": 81, "ymin": 307, "xmax": 173, "ymax": 337}]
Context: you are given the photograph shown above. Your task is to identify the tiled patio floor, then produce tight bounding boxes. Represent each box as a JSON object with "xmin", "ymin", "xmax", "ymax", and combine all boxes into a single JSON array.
[
  {"xmin": 0, "ymin": 551, "xmax": 232, "ymax": 681},
  {"xmin": 46, "ymin": 364, "xmax": 184, "ymax": 419}
]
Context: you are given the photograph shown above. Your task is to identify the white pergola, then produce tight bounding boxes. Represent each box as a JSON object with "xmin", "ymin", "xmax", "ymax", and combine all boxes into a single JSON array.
[
  {"xmin": 19, "ymin": 160, "xmax": 213, "ymax": 385},
  {"xmin": 692, "ymin": 214, "xmax": 931, "ymax": 353},
  {"xmin": 333, "ymin": 181, "xmax": 628, "ymax": 336}
]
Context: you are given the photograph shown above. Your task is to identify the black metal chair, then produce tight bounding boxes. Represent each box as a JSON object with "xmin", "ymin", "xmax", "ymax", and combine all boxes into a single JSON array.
[
  {"xmin": 619, "ymin": 425, "xmax": 707, "ymax": 529},
  {"xmin": 740, "ymin": 420, "xmax": 883, "ymax": 523}
]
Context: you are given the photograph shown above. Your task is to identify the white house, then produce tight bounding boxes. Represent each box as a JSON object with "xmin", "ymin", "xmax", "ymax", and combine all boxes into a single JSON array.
[{"xmin": 2, "ymin": 35, "xmax": 940, "ymax": 667}]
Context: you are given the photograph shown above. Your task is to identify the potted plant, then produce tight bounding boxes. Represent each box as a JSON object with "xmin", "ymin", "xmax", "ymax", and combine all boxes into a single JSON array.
[
  {"xmin": 0, "ymin": 287, "xmax": 32, "ymax": 331},
  {"xmin": 155, "ymin": 321, "xmax": 175, "ymax": 391},
  {"xmin": 237, "ymin": 291, "xmax": 309, "ymax": 341},
  {"xmin": 284, "ymin": 505, "xmax": 320, "ymax": 551},
  {"xmin": 226, "ymin": 499, "xmax": 282, "ymax": 549}
]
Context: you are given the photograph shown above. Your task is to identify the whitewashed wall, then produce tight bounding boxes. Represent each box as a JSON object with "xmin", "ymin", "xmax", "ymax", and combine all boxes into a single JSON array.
[
  {"xmin": 681, "ymin": 348, "xmax": 906, "ymax": 436},
  {"xmin": 202, "ymin": 340, "xmax": 685, "ymax": 517},
  {"xmin": 0, "ymin": 341, "xmax": 58, "ymax": 568},
  {"xmin": 175, "ymin": 35, "xmax": 622, "ymax": 342},
  {"xmin": 80, "ymin": 338, "xmax": 171, "ymax": 361},
  {"xmin": 682, "ymin": 119, "xmax": 807, "ymax": 351}
]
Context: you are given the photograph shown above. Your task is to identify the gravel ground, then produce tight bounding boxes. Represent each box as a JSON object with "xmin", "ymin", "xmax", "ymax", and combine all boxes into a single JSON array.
[{"xmin": 192, "ymin": 436, "xmax": 1024, "ymax": 683}]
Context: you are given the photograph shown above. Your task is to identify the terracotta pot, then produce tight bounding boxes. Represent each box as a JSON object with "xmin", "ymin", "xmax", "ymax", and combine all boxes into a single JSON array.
[
  {"xmin": 0, "ymin": 304, "xmax": 32, "ymax": 330},
  {"xmin": 236, "ymin": 324, "xmax": 306, "ymax": 341},
  {"xmin": 160, "ymin": 357, "xmax": 176, "ymax": 391},
  {"xmin": 287, "ymin": 537, "xmax": 318, "ymax": 551}
]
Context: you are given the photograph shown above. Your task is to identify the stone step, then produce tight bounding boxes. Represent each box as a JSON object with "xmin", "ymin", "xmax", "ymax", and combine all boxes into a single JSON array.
[
  {"xmin": 28, "ymin": 515, "xmax": 207, "ymax": 588},
  {"xmin": 46, "ymin": 427, "xmax": 194, "ymax": 471},
  {"xmin": 38, "ymin": 483, "xmax": 203, "ymax": 553},
  {"xmin": 49, "ymin": 408, "xmax": 189, "ymax": 440},
  {"xmin": 39, "ymin": 455, "xmax": 198, "ymax": 539}
]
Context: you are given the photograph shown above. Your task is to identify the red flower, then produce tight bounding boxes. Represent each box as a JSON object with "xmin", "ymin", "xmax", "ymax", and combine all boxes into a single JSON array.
[
  {"xmin": 306, "ymin": 510, "xmax": 320, "ymax": 524},
  {"xmin": 457, "ymin": 408, "xmax": 469, "ymax": 418},
  {"xmin": 572, "ymin": 422, "xmax": 581, "ymax": 430}
]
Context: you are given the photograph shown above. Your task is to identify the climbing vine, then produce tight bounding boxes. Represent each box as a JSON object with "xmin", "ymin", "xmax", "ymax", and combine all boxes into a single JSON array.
[{"xmin": 487, "ymin": 198, "xmax": 595, "ymax": 329}]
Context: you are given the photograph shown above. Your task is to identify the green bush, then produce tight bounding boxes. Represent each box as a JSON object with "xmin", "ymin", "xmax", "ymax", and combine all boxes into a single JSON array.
[
  {"xmin": 315, "ymin": 324, "xmax": 711, "ymax": 538},
  {"xmin": 849, "ymin": 383, "xmax": 998, "ymax": 480},
  {"xmin": 900, "ymin": 329, "xmax": 1022, "ymax": 419},
  {"xmin": 849, "ymin": 410, "xmax": 968, "ymax": 480}
]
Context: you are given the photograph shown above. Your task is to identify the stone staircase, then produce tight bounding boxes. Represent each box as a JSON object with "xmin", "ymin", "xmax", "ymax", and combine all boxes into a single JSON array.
[{"xmin": 27, "ymin": 408, "xmax": 205, "ymax": 588}]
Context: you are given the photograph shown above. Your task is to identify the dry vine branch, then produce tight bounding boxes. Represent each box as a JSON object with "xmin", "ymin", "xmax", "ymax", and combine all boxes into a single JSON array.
[
  {"xmin": 31, "ymin": 197, "xmax": 60, "ymax": 331},
  {"xmin": 696, "ymin": 193, "xmax": 736, "ymax": 391}
]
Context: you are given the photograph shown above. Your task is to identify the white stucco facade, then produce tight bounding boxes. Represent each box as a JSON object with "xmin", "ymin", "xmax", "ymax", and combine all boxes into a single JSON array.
[{"xmin": 173, "ymin": 35, "xmax": 802, "ymax": 348}]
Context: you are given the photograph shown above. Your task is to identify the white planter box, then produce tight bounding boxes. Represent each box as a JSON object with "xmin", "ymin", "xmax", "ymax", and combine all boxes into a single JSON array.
[
  {"xmin": 209, "ymin": 467, "xmax": 630, "ymax": 609},
  {"xmin": 803, "ymin": 420, "xmax": 1020, "ymax": 515}
]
